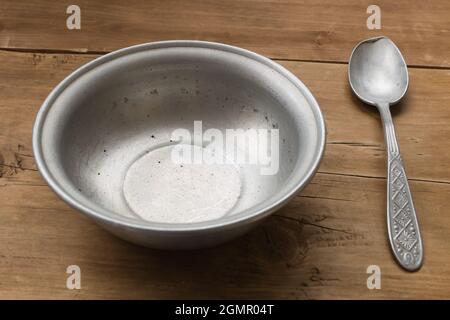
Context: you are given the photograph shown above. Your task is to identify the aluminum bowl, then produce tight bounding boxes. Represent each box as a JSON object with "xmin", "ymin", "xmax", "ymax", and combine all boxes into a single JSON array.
[{"xmin": 33, "ymin": 41, "xmax": 326, "ymax": 249}]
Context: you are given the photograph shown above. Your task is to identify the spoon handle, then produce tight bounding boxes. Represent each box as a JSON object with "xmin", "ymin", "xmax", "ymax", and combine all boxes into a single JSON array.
[{"xmin": 379, "ymin": 104, "xmax": 423, "ymax": 271}]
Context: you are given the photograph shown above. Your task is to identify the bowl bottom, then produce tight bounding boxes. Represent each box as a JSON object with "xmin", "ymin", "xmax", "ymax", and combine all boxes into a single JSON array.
[{"xmin": 123, "ymin": 144, "xmax": 242, "ymax": 223}]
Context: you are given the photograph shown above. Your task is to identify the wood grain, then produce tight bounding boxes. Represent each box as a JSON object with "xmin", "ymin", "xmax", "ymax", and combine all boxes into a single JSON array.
[
  {"xmin": 1, "ymin": 0, "xmax": 450, "ymax": 67},
  {"xmin": 1, "ymin": 51, "xmax": 450, "ymax": 299}
]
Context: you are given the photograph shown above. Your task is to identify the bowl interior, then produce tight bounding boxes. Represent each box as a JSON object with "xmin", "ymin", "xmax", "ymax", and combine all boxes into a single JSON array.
[{"xmin": 37, "ymin": 43, "xmax": 324, "ymax": 227}]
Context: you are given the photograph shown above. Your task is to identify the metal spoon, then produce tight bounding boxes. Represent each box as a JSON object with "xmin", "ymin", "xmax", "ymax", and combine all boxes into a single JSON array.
[{"xmin": 348, "ymin": 36, "xmax": 423, "ymax": 271}]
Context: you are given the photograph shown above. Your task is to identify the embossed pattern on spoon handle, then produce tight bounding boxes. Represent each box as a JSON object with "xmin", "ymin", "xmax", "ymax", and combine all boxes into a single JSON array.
[{"xmin": 379, "ymin": 104, "xmax": 424, "ymax": 271}]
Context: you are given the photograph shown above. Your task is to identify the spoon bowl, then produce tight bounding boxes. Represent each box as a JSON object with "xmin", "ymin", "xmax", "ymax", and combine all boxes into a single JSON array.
[{"xmin": 349, "ymin": 36, "xmax": 409, "ymax": 106}]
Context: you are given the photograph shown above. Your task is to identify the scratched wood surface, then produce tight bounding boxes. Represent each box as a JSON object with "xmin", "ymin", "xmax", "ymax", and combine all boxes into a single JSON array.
[
  {"xmin": 1, "ymin": 1, "xmax": 450, "ymax": 299},
  {"xmin": 1, "ymin": 0, "xmax": 450, "ymax": 67}
]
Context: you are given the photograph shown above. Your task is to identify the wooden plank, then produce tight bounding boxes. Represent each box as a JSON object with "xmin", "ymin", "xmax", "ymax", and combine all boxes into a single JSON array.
[
  {"xmin": 1, "ymin": 51, "xmax": 449, "ymax": 183},
  {"xmin": 1, "ymin": 172, "xmax": 450, "ymax": 299},
  {"xmin": 1, "ymin": 51, "xmax": 450, "ymax": 298},
  {"xmin": 1, "ymin": 0, "xmax": 450, "ymax": 67},
  {"xmin": 282, "ymin": 60, "xmax": 450, "ymax": 184}
]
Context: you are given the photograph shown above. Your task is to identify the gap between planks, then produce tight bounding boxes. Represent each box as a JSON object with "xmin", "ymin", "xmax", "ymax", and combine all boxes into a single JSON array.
[
  {"xmin": 1, "ymin": 47, "xmax": 450, "ymax": 71},
  {"xmin": 2, "ymin": 161, "xmax": 450, "ymax": 187}
]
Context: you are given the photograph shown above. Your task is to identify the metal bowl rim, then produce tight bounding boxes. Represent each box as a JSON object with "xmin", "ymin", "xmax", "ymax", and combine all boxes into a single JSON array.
[{"xmin": 32, "ymin": 40, "xmax": 326, "ymax": 233}]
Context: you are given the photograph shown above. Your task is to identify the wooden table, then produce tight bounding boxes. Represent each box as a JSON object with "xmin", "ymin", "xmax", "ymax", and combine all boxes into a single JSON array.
[{"xmin": 1, "ymin": 0, "xmax": 450, "ymax": 299}]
